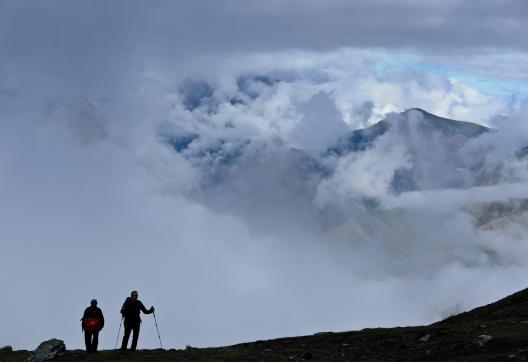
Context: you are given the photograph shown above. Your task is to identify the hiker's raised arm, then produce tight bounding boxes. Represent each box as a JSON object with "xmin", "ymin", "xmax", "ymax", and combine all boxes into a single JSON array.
[{"xmin": 140, "ymin": 302, "xmax": 154, "ymax": 314}]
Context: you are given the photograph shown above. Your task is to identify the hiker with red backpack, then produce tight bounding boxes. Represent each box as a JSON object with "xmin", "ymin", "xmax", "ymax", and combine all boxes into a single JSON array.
[
  {"xmin": 81, "ymin": 299, "xmax": 104, "ymax": 352},
  {"xmin": 120, "ymin": 290, "xmax": 154, "ymax": 351}
]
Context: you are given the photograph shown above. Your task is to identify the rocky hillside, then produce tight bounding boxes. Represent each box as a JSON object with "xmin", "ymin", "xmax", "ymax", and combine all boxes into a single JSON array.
[{"xmin": 4, "ymin": 288, "xmax": 528, "ymax": 361}]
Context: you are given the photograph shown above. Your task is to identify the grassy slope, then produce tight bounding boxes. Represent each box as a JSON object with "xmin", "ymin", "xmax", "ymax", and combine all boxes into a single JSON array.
[{"xmin": 3, "ymin": 288, "xmax": 528, "ymax": 361}]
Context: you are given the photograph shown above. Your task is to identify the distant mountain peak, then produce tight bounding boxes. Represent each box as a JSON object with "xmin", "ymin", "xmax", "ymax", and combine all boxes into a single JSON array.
[{"xmin": 330, "ymin": 108, "xmax": 489, "ymax": 157}]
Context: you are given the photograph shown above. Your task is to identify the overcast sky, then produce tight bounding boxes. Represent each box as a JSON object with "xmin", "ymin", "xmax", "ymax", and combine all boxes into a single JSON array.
[
  {"xmin": 1, "ymin": 0, "xmax": 528, "ymax": 111},
  {"xmin": 1, "ymin": 0, "xmax": 528, "ymax": 352},
  {"xmin": 2, "ymin": 0, "xmax": 528, "ymax": 55}
]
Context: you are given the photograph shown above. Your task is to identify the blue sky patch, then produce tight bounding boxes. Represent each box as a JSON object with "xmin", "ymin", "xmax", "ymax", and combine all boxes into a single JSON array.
[{"xmin": 375, "ymin": 57, "xmax": 528, "ymax": 107}]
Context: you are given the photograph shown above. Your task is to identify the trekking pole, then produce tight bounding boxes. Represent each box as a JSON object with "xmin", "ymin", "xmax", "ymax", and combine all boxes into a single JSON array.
[
  {"xmin": 153, "ymin": 311, "xmax": 163, "ymax": 349},
  {"xmin": 115, "ymin": 317, "xmax": 123, "ymax": 349}
]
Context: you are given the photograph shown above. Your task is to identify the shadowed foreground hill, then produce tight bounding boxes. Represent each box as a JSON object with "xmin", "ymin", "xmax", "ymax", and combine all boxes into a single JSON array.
[{"xmin": 4, "ymin": 288, "xmax": 528, "ymax": 361}]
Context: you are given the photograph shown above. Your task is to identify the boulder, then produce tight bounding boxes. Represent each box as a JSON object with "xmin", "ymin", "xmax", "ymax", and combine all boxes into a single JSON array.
[
  {"xmin": 419, "ymin": 334, "xmax": 430, "ymax": 342},
  {"xmin": 476, "ymin": 335, "xmax": 493, "ymax": 347},
  {"xmin": 29, "ymin": 339, "xmax": 65, "ymax": 362}
]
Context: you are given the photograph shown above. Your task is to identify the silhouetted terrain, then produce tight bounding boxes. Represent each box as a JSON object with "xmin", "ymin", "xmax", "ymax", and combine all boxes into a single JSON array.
[{"xmin": 4, "ymin": 288, "xmax": 528, "ymax": 361}]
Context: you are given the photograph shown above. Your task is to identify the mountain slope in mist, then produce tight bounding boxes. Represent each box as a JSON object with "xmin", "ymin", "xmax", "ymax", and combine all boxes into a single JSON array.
[
  {"xmin": 169, "ymin": 106, "xmax": 525, "ymax": 198},
  {"xmin": 162, "ymin": 106, "xmax": 528, "ymax": 241}
]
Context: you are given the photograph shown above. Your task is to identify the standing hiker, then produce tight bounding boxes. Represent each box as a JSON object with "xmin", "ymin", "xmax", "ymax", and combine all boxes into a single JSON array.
[
  {"xmin": 81, "ymin": 299, "xmax": 104, "ymax": 352},
  {"xmin": 120, "ymin": 290, "xmax": 154, "ymax": 351}
]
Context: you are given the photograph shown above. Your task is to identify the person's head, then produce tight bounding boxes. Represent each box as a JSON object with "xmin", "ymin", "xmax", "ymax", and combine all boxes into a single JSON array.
[
  {"xmin": 131, "ymin": 291, "xmax": 138, "ymax": 301},
  {"xmin": 90, "ymin": 299, "xmax": 97, "ymax": 306}
]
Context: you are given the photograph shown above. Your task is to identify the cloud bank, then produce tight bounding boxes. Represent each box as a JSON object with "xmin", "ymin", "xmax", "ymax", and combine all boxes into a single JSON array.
[
  {"xmin": 1, "ymin": 47, "xmax": 528, "ymax": 350},
  {"xmin": 1, "ymin": 1, "xmax": 528, "ymax": 351}
]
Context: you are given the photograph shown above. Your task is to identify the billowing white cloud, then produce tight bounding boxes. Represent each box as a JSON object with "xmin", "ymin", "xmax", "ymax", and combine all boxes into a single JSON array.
[
  {"xmin": 292, "ymin": 91, "xmax": 349, "ymax": 152},
  {"xmin": 316, "ymin": 135, "xmax": 411, "ymax": 204}
]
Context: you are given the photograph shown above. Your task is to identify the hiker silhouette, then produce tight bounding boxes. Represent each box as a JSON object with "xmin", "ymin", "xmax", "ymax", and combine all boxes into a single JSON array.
[
  {"xmin": 81, "ymin": 299, "xmax": 104, "ymax": 352},
  {"xmin": 120, "ymin": 290, "xmax": 154, "ymax": 351}
]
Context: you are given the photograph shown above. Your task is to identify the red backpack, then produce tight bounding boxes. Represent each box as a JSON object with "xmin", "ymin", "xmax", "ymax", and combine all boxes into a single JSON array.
[{"xmin": 83, "ymin": 315, "xmax": 102, "ymax": 332}]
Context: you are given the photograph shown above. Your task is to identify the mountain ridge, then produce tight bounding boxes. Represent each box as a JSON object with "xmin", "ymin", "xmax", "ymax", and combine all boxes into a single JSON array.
[{"xmin": 328, "ymin": 108, "xmax": 490, "ymax": 157}]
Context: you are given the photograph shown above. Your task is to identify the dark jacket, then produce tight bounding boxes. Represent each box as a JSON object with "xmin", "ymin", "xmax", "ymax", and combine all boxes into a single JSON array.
[
  {"xmin": 121, "ymin": 297, "xmax": 152, "ymax": 324},
  {"xmin": 82, "ymin": 306, "xmax": 104, "ymax": 330}
]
